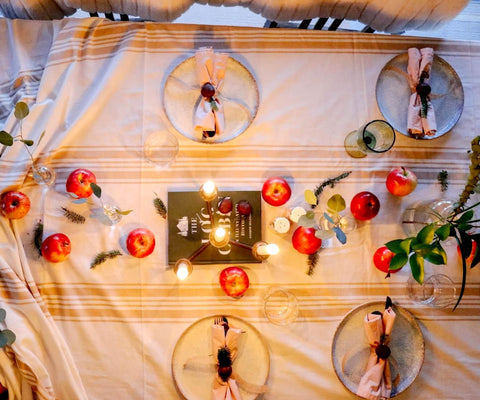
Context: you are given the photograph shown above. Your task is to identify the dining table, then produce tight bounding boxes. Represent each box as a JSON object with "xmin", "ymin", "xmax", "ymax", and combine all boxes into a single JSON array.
[{"xmin": 0, "ymin": 17, "xmax": 479, "ymax": 400}]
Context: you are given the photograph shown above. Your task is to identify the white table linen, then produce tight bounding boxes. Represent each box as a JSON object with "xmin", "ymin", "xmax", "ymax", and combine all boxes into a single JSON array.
[{"xmin": 0, "ymin": 18, "xmax": 480, "ymax": 400}]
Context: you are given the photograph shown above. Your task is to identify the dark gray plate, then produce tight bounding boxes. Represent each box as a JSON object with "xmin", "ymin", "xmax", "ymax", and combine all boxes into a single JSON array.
[
  {"xmin": 376, "ymin": 53, "xmax": 464, "ymax": 139},
  {"xmin": 331, "ymin": 302, "xmax": 424, "ymax": 397}
]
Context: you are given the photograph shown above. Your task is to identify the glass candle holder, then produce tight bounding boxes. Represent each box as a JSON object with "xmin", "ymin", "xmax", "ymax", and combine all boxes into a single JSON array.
[{"xmin": 344, "ymin": 119, "xmax": 396, "ymax": 158}]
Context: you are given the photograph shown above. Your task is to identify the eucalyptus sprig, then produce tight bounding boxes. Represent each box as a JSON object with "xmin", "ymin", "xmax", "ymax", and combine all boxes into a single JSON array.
[{"xmin": 0, "ymin": 308, "xmax": 16, "ymax": 348}]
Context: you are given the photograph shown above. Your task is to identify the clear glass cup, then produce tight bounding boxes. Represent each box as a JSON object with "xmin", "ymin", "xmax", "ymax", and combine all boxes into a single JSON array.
[
  {"xmin": 264, "ymin": 287, "xmax": 298, "ymax": 325},
  {"xmin": 344, "ymin": 119, "xmax": 396, "ymax": 158},
  {"xmin": 407, "ymin": 274, "xmax": 457, "ymax": 308},
  {"xmin": 401, "ymin": 199, "xmax": 455, "ymax": 236},
  {"xmin": 143, "ymin": 130, "xmax": 179, "ymax": 169},
  {"xmin": 31, "ymin": 163, "xmax": 56, "ymax": 186}
]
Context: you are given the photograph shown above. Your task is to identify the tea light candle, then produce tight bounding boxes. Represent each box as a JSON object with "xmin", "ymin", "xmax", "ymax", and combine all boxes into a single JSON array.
[
  {"xmin": 199, "ymin": 180, "xmax": 218, "ymax": 201},
  {"xmin": 256, "ymin": 243, "xmax": 279, "ymax": 256},
  {"xmin": 214, "ymin": 227, "xmax": 226, "ymax": 242},
  {"xmin": 272, "ymin": 216, "xmax": 291, "ymax": 234},
  {"xmin": 174, "ymin": 259, "xmax": 193, "ymax": 280},
  {"xmin": 289, "ymin": 206, "xmax": 307, "ymax": 223}
]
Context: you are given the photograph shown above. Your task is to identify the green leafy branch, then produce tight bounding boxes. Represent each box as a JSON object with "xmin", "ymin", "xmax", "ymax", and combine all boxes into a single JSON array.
[{"xmin": 308, "ymin": 171, "xmax": 352, "ymax": 209}]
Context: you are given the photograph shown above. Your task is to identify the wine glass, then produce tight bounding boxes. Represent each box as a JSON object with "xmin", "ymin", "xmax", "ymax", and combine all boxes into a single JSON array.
[
  {"xmin": 344, "ymin": 119, "xmax": 396, "ymax": 158},
  {"xmin": 143, "ymin": 130, "xmax": 179, "ymax": 169},
  {"xmin": 407, "ymin": 274, "xmax": 457, "ymax": 308}
]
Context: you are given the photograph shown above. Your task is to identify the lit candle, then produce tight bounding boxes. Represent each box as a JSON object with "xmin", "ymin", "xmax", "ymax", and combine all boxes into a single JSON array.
[
  {"xmin": 199, "ymin": 180, "xmax": 218, "ymax": 201},
  {"xmin": 202, "ymin": 181, "xmax": 216, "ymax": 195},
  {"xmin": 214, "ymin": 227, "xmax": 226, "ymax": 242},
  {"xmin": 176, "ymin": 262, "xmax": 189, "ymax": 280},
  {"xmin": 256, "ymin": 243, "xmax": 279, "ymax": 256}
]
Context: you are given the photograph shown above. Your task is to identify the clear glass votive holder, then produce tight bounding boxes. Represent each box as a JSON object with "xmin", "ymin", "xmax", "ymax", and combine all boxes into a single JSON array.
[
  {"xmin": 407, "ymin": 274, "xmax": 457, "ymax": 308},
  {"xmin": 264, "ymin": 286, "xmax": 299, "ymax": 325}
]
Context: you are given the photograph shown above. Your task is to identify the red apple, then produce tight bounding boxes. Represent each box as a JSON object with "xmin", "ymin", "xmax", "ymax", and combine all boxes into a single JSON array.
[
  {"xmin": 126, "ymin": 228, "xmax": 155, "ymax": 258},
  {"xmin": 219, "ymin": 266, "xmax": 249, "ymax": 297},
  {"xmin": 386, "ymin": 167, "xmax": 417, "ymax": 197},
  {"xmin": 262, "ymin": 176, "xmax": 291, "ymax": 207},
  {"xmin": 373, "ymin": 246, "xmax": 401, "ymax": 273},
  {"xmin": 292, "ymin": 226, "xmax": 322, "ymax": 255},
  {"xmin": 41, "ymin": 233, "xmax": 71, "ymax": 263},
  {"xmin": 66, "ymin": 168, "xmax": 97, "ymax": 198},
  {"xmin": 350, "ymin": 191, "xmax": 380, "ymax": 221},
  {"xmin": 0, "ymin": 190, "xmax": 31, "ymax": 219}
]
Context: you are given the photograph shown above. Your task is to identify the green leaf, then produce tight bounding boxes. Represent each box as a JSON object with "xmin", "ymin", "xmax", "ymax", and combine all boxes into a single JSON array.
[
  {"xmin": 0, "ymin": 332, "xmax": 7, "ymax": 348},
  {"xmin": 305, "ymin": 210, "xmax": 315, "ymax": 219},
  {"xmin": 457, "ymin": 210, "xmax": 474, "ymax": 225},
  {"xmin": 315, "ymin": 229, "xmax": 335, "ymax": 240},
  {"xmin": 14, "ymin": 101, "xmax": 29, "ymax": 119},
  {"xmin": 417, "ymin": 223, "xmax": 436, "ymax": 244},
  {"xmin": 91, "ymin": 182, "xmax": 102, "ymax": 198},
  {"xmin": 1, "ymin": 329, "xmax": 15, "ymax": 346},
  {"xmin": 0, "ymin": 309, "xmax": 5, "ymax": 322},
  {"xmin": 458, "ymin": 223, "xmax": 473, "ymax": 232},
  {"xmin": 389, "ymin": 253, "xmax": 408, "ymax": 271},
  {"xmin": 116, "ymin": 209, "xmax": 132, "ymax": 216},
  {"xmin": 0, "ymin": 130, "xmax": 14, "ymax": 146},
  {"xmin": 385, "ymin": 239, "xmax": 407, "ymax": 254},
  {"xmin": 409, "ymin": 253, "xmax": 425, "ymax": 284},
  {"xmin": 432, "ymin": 243, "xmax": 447, "ymax": 264},
  {"xmin": 36, "ymin": 130, "xmax": 46, "ymax": 147},
  {"xmin": 298, "ymin": 214, "xmax": 316, "ymax": 228},
  {"xmin": 425, "ymin": 252, "xmax": 446, "ymax": 265},
  {"xmin": 304, "ymin": 189, "xmax": 317, "ymax": 206},
  {"xmin": 400, "ymin": 238, "xmax": 414, "ymax": 254},
  {"xmin": 435, "ymin": 224, "xmax": 451, "ymax": 241},
  {"xmin": 327, "ymin": 194, "xmax": 346, "ymax": 213},
  {"xmin": 21, "ymin": 139, "xmax": 34, "ymax": 146},
  {"xmin": 333, "ymin": 226, "xmax": 346, "ymax": 244}
]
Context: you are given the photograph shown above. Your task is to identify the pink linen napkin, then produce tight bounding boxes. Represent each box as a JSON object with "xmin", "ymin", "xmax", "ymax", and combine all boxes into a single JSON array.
[
  {"xmin": 194, "ymin": 47, "xmax": 228, "ymax": 138},
  {"xmin": 407, "ymin": 47, "xmax": 437, "ymax": 136},
  {"xmin": 356, "ymin": 307, "xmax": 396, "ymax": 400},
  {"xmin": 211, "ymin": 324, "xmax": 243, "ymax": 400}
]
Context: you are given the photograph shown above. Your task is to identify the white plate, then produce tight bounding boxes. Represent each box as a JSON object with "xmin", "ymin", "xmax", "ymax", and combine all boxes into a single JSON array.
[
  {"xmin": 331, "ymin": 302, "xmax": 424, "ymax": 397},
  {"xmin": 171, "ymin": 315, "xmax": 270, "ymax": 400},
  {"xmin": 376, "ymin": 53, "xmax": 464, "ymax": 139},
  {"xmin": 163, "ymin": 56, "xmax": 259, "ymax": 143}
]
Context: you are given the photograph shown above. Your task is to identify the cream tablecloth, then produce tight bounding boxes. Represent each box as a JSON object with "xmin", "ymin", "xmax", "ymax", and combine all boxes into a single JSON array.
[{"xmin": 0, "ymin": 18, "xmax": 479, "ymax": 400}]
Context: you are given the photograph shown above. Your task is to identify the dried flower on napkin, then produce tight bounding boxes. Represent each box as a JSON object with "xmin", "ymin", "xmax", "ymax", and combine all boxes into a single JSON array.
[
  {"xmin": 407, "ymin": 47, "xmax": 437, "ymax": 136},
  {"xmin": 194, "ymin": 47, "xmax": 228, "ymax": 139},
  {"xmin": 356, "ymin": 299, "xmax": 396, "ymax": 400}
]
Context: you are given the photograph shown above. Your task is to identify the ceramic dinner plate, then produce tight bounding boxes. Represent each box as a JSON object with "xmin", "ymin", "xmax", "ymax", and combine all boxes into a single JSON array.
[
  {"xmin": 331, "ymin": 302, "xmax": 424, "ymax": 397},
  {"xmin": 376, "ymin": 53, "xmax": 464, "ymax": 139},
  {"xmin": 171, "ymin": 315, "xmax": 270, "ymax": 400},
  {"xmin": 163, "ymin": 56, "xmax": 259, "ymax": 143}
]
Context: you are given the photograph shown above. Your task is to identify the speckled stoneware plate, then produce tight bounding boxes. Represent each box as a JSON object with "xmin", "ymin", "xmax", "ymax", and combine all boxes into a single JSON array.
[
  {"xmin": 376, "ymin": 53, "xmax": 464, "ymax": 139},
  {"xmin": 172, "ymin": 315, "xmax": 269, "ymax": 400},
  {"xmin": 331, "ymin": 302, "xmax": 424, "ymax": 398},
  {"xmin": 163, "ymin": 56, "xmax": 259, "ymax": 143}
]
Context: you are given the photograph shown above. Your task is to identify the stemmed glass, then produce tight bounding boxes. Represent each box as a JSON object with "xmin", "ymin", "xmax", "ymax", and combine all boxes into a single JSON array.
[
  {"xmin": 143, "ymin": 130, "xmax": 179, "ymax": 169},
  {"xmin": 344, "ymin": 119, "xmax": 396, "ymax": 158},
  {"xmin": 30, "ymin": 163, "xmax": 56, "ymax": 186}
]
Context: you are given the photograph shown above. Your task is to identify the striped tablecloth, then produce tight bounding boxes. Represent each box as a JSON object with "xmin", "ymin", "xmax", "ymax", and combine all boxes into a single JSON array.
[{"xmin": 0, "ymin": 18, "xmax": 479, "ymax": 400}]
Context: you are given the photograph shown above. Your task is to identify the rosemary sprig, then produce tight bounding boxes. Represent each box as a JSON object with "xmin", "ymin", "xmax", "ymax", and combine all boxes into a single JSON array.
[
  {"xmin": 311, "ymin": 171, "xmax": 352, "ymax": 208},
  {"xmin": 306, "ymin": 252, "xmax": 319, "ymax": 276},
  {"xmin": 61, "ymin": 207, "xmax": 86, "ymax": 224},
  {"xmin": 153, "ymin": 193, "xmax": 167, "ymax": 219},
  {"xmin": 90, "ymin": 250, "xmax": 122, "ymax": 269},
  {"xmin": 32, "ymin": 220, "xmax": 44, "ymax": 257},
  {"xmin": 437, "ymin": 170, "xmax": 449, "ymax": 192},
  {"xmin": 420, "ymin": 96, "xmax": 429, "ymax": 119}
]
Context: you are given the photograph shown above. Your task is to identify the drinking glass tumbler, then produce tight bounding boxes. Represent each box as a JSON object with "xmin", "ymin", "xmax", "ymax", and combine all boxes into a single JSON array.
[{"xmin": 344, "ymin": 119, "xmax": 396, "ymax": 158}]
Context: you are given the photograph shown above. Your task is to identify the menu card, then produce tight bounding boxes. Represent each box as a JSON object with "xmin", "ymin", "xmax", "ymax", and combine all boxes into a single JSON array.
[{"xmin": 168, "ymin": 191, "xmax": 262, "ymax": 264}]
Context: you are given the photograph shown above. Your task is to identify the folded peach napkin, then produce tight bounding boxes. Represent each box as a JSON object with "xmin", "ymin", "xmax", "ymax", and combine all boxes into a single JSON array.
[
  {"xmin": 211, "ymin": 324, "xmax": 243, "ymax": 400},
  {"xmin": 194, "ymin": 47, "xmax": 228, "ymax": 139},
  {"xmin": 407, "ymin": 47, "xmax": 437, "ymax": 136},
  {"xmin": 356, "ymin": 307, "xmax": 396, "ymax": 400}
]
